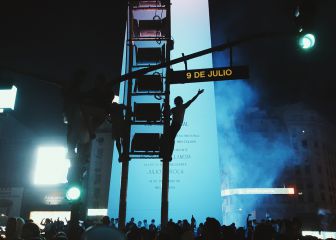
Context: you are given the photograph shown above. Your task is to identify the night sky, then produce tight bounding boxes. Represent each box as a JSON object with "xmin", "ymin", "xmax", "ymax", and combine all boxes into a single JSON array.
[
  {"xmin": 0, "ymin": 1, "xmax": 127, "ymax": 136},
  {"xmin": 209, "ymin": 0, "xmax": 336, "ymax": 122},
  {"xmin": 0, "ymin": 0, "xmax": 335, "ymax": 183}
]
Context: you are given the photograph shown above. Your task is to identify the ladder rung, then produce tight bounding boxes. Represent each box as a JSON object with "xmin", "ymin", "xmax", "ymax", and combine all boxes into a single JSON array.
[
  {"xmin": 131, "ymin": 92, "xmax": 165, "ymax": 96},
  {"xmin": 130, "ymin": 37, "xmax": 169, "ymax": 41},
  {"xmin": 131, "ymin": 121, "xmax": 164, "ymax": 125}
]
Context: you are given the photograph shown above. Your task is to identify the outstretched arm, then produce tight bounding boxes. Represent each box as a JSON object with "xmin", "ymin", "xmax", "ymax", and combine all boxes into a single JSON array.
[{"xmin": 184, "ymin": 89, "xmax": 204, "ymax": 109}]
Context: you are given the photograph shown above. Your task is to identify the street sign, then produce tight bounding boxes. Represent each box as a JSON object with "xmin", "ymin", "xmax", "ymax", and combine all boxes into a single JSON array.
[{"xmin": 169, "ymin": 65, "xmax": 249, "ymax": 84}]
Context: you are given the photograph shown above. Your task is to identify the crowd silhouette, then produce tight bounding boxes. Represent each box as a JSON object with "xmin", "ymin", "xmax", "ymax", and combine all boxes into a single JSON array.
[{"xmin": 1, "ymin": 214, "xmax": 334, "ymax": 240}]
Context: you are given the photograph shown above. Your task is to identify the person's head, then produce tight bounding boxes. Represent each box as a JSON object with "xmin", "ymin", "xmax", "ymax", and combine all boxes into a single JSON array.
[
  {"xmin": 5, "ymin": 217, "xmax": 17, "ymax": 238},
  {"xmin": 21, "ymin": 222, "xmax": 41, "ymax": 240},
  {"xmin": 16, "ymin": 217, "xmax": 25, "ymax": 238},
  {"xmin": 174, "ymin": 96, "xmax": 183, "ymax": 106},
  {"xmin": 45, "ymin": 218, "xmax": 52, "ymax": 224},
  {"xmin": 126, "ymin": 227, "xmax": 141, "ymax": 240},
  {"xmin": 101, "ymin": 216, "xmax": 110, "ymax": 226},
  {"xmin": 131, "ymin": 217, "xmax": 134, "ymax": 223},
  {"xmin": 53, "ymin": 231, "xmax": 68, "ymax": 240},
  {"xmin": 203, "ymin": 217, "xmax": 221, "ymax": 240},
  {"xmin": 151, "ymin": 219, "xmax": 155, "ymax": 224}
]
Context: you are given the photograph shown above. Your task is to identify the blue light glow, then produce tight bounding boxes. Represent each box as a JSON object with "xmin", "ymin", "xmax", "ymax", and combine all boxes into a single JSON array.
[{"xmin": 214, "ymin": 80, "xmax": 295, "ymax": 226}]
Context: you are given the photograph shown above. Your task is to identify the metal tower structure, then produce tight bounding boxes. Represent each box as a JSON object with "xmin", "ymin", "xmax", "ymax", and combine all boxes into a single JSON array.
[{"xmin": 118, "ymin": 0, "xmax": 172, "ymax": 229}]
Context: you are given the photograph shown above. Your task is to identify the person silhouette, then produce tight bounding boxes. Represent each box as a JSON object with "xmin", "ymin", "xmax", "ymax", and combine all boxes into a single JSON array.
[
  {"xmin": 161, "ymin": 89, "xmax": 204, "ymax": 159},
  {"xmin": 108, "ymin": 100, "xmax": 127, "ymax": 162}
]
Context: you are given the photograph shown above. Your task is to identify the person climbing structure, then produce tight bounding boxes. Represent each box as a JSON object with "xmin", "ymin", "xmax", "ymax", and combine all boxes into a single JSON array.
[
  {"xmin": 108, "ymin": 99, "xmax": 127, "ymax": 162},
  {"xmin": 161, "ymin": 89, "xmax": 204, "ymax": 159}
]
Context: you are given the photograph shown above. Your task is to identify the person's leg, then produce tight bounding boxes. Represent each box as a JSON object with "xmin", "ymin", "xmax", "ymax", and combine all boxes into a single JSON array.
[
  {"xmin": 167, "ymin": 125, "xmax": 179, "ymax": 159},
  {"xmin": 118, "ymin": 123, "xmax": 131, "ymax": 162},
  {"xmin": 116, "ymin": 137, "xmax": 122, "ymax": 156},
  {"xmin": 80, "ymin": 106, "xmax": 96, "ymax": 139}
]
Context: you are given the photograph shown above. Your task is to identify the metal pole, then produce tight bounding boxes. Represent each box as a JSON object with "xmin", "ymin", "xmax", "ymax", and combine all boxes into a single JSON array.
[
  {"xmin": 118, "ymin": 2, "xmax": 132, "ymax": 231},
  {"xmin": 118, "ymin": 160, "xmax": 129, "ymax": 231},
  {"xmin": 161, "ymin": 83, "xmax": 171, "ymax": 227},
  {"xmin": 161, "ymin": 0, "xmax": 172, "ymax": 228},
  {"xmin": 161, "ymin": 160, "xmax": 169, "ymax": 227},
  {"xmin": 68, "ymin": 201, "xmax": 81, "ymax": 240},
  {"xmin": 116, "ymin": 31, "xmax": 295, "ymax": 83}
]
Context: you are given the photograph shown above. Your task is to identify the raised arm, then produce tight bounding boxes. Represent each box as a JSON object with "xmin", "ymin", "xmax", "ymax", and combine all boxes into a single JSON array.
[{"xmin": 184, "ymin": 89, "xmax": 204, "ymax": 109}]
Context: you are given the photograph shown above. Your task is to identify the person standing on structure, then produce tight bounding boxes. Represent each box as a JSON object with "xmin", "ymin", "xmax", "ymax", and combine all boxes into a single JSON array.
[
  {"xmin": 162, "ymin": 89, "xmax": 204, "ymax": 159},
  {"xmin": 108, "ymin": 98, "xmax": 127, "ymax": 162}
]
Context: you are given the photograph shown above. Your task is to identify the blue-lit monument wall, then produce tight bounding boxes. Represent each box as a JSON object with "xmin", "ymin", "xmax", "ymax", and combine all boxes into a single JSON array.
[{"xmin": 108, "ymin": 0, "xmax": 222, "ymax": 223}]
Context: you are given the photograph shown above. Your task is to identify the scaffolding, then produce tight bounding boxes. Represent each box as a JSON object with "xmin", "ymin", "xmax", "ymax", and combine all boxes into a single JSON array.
[{"xmin": 118, "ymin": 0, "xmax": 172, "ymax": 229}]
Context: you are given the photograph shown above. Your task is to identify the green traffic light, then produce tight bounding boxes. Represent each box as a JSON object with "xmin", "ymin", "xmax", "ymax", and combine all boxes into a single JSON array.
[
  {"xmin": 299, "ymin": 33, "xmax": 315, "ymax": 49},
  {"xmin": 66, "ymin": 186, "xmax": 81, "ymax": 201}
]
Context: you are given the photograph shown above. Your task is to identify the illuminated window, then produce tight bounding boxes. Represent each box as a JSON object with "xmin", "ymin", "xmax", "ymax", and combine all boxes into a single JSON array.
[
  {"xmin": 34, "ymin": 146, "xmax": 70, "ymax": 185},
  {"xmin": 0, "ymin": 85, "xmax": 17, "ymax": 110},
  {"xmin": 87, "ymin": 209, "xmax": 107, "ymax": 216},
  {"xmin": 30, "ymin": 211, "xmax": 70, "ymax": 229},
  {"xmin": 302, "ymin": 231, "xmax": 336, "ymax": 239}
]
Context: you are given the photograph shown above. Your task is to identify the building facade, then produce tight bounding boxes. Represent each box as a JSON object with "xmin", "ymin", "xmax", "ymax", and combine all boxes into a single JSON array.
[
  {"xmin": 277, "ymin": 103, "xmax": 336, "ymax": 230},
  {"xmin": 221, "ymin": 103, "xmax": 336, "ymax": 230}
]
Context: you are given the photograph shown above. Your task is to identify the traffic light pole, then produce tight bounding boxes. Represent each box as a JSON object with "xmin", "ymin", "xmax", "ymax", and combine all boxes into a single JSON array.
[
  {"xmin": 115, "ymin": 31, "xmax": 296, "ymax": 84},
  {"xmin": 68, "ymin": 201, "xmax": 82, "ymax": 240},
  {"xmin": 118, "ymin": 3, "xmax": 133, "ymax": 230},
  {"xmin": 116, "ymin": 31, "xmax": 295, "ymax": 228},
  {"xmin": 118, "ymin": 160, "xmax": 129, "ymax": 231},
  {"xmin": 161, "ymin": 73, "xmax": 171, "ymax": 227},
  {"xmin": 160, "ymin": 0, "xmax": 172, "ymax": 227},
  {"xmin": 161, "ymin": 159, "xmax": 170, "ymax": 226}
]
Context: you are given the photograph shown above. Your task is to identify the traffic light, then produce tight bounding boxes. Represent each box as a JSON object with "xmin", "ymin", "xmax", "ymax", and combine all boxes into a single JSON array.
[
  {"xmin": 294, "ymin": 0, "xmax": 316, "ymax": 50},
  {"xmin": 298, "ymin": 33, "xmax": 315, "ymax": 49},
  {"xmin": 66, "ymin": 185, "xmax": 82, "ymax": 201}
]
